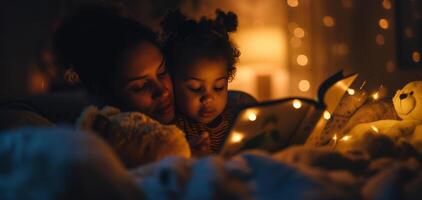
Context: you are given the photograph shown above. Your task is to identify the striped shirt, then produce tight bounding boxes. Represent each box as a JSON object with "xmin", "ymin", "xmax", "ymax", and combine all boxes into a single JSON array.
[
  {"xmin": 173, "ymin": 91, "xmax": 257, "ymax": 154},
  {"xmin": 173, "ymin": 108, "xmax": 235, "ymax": 154}
]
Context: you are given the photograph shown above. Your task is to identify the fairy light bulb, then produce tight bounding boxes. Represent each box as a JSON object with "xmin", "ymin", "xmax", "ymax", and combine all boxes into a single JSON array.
[
  {"xmin": 293, "ymin": 99, "xmax": 302, "ymax": 109},
  {"xmin": 230, "ymin": 132, "xmax": 244, "ymax": 143},
  {"xmin": 341, "ymin": 135, "xmax": 351, "ymax": 141},
  {"xmin": 248, "ymin": 113, "xmax": 257, "ymax": 121},
  {"xmin": 323, "ymin": 111, "xmax": 331, "ymax": 120},
  {"xmin": 347, "ymin": 88, "xmax": 355, "ymax": 95},
  {"xmin": 372, "ymin": 92, "xmax": 380, "ymax": 100},
  {"xmin": 371, "ymin": 125, "xmax": 379, "ymax": 133}
]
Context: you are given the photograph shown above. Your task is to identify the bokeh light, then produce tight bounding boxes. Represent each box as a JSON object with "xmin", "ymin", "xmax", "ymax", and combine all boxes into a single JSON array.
[
  {"xmin": 413, "ymin": 51, "xmax": 421, "ymax": 63},
  {"xmin": 323, "ymin": 16, "xmax": 335, "ymax": 27},
  {"xmin": 379, "ymin": 18, "xmax": 389, "ymax": 29},
  {"xmin": 293, "ymin": 27, "xmax": 305, "ymax": 38},
  {"xmin": 297, "ymin": 54, "xmax": 309, "ymax": 66},
  {"xmin": 293, "ymin": 99, "xmax": 302, "ymax": 109},
  {"xmin": 382, "ymin": 0, "xmax": 392, "ymax": 10},
  {"xmin": 386, "ymin": 61, "xmax": 396, "ymax": 73},
  {"xmin": 323, "ymin": 111, "xmax": 331, "ymax": 120},
  {"xmin": 298, "ymin": 80, "xmax": 310, "ymax": 92},
  {"xmin": 375, "ymin": 34, "xmax": 385, "ymax": 45},
  {"xmin": 287, "ymin": 0, "xmax": 299, "ymax": 7},
  {"xmin": 230, "ymin": 132, "xmax": 244, "ymax": 143}
]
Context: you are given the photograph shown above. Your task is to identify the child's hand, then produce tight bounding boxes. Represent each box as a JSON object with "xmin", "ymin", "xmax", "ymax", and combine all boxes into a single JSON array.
[{"xmin": 188, "ymin": 132, "xmax": 211, "ymax": 158}]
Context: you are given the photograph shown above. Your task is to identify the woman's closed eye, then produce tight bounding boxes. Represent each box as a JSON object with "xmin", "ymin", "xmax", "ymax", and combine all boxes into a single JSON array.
[
  {"xmin": 157, "ymin": 67, "xmax": 168, "ymax": 78},
  {"xmin": 214, "ymin": 86, "xmax": 226, "ymax": 92},
  {"xmin": 129, "ymin": 82, "xmax": 150, "ymax": 93}
]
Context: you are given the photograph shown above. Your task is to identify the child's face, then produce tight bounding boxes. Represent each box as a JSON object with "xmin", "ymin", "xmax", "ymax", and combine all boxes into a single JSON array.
[{"xmin": 174, "ymin": 58, "xmax": 228, "ymax": 124}]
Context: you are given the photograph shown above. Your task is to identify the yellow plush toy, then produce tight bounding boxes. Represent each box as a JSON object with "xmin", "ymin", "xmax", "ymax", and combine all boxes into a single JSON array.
[
  {"xmin": 77, "ymin": 106, "xmax": 191, "ymax": 168},
  {"xmin": 336, "ymin": 81, "xmax": 422, "ymax": 155}
]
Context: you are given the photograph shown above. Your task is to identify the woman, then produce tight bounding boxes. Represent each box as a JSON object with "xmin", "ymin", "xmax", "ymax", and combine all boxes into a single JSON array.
[
  {"xmin": 53, "ymin": 6, "xmax": 256, "ymax": 156},
  {"xmin": 53, "ymin": 6, "xmax": 175, "ymax": 124}
]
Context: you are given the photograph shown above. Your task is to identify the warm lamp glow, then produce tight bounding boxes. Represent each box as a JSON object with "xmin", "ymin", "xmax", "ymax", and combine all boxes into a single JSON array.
[
  {"xmin": 230, "ymin": 132, "xmax": 244, "ymax": 143},
  {"xmin": 333, "ymin": 134, "xmax": 338, "ymax": 141},
  {"xmin": 323, "ymin": 111, "xmax": 331, "ymax": 120},
  {"xmin": 298, "ymin": 80, "xmax": 310, "ymax": 92},
  {"xmin": 347, "ymin": 88, "xmax": 355, "ymax": 95},
  {"xmin": 322, "ymin": 16, "xmax": 335, "ymax": 27},
  {"xmin": 379, "ymin": 18, "xmax": 389, "ymax": 29},
  {"xmin": 293, "ymin": 27, "xmax": 305, "ymax": 38},
  {"xmin": 293, "ymin": 99, "xmax": 302, "ymax": 109},
  {"xmin": 297, "ymin": 54, "xmax": 308, "ymax": 66},
  {"xmin": 287, "ymin": 0, "xmax": 299, "ymax": 7},
  {"xmin": 234, "ymin": 28, "xmax": 285, "ymax": 63},
  {"xmin": 413, "ymin": 51, "xmax": 421, "ymax": 63}
]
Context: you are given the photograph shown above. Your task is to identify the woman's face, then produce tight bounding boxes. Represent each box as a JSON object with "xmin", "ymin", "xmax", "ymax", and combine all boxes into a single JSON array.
[{"xmin": 114, "ymin": 41, "xmax": 175, "ymax": 124}]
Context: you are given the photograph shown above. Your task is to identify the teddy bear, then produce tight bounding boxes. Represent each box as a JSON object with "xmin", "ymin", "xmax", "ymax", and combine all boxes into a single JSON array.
[
  {"xmin": 336, "ymin": 81, "xmax": 422, "ymax": 156},
  {"xmin": 77, "ymin": 106, "xmax": 191, "ymax": 168}
]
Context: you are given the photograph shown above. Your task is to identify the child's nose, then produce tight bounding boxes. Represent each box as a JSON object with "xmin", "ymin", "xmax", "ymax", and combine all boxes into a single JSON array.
[{"xmin": 200, "ymin": 94, "xmax": 213, "ymax": 105}]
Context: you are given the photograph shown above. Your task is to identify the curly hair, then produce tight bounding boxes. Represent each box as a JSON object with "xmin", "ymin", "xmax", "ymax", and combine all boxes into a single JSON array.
[
  {"xmin": 53, "ymin": 5, "xmax": 160, "ymax": 95},
  {"xmin": 161, "ymin": 9, "xmax": 240, "ymax": 81}
]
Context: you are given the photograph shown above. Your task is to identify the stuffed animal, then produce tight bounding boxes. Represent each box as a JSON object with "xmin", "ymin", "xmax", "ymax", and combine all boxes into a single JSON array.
[
  {"xmin": 336, "ymin": 81, "xmax": 422, "ymax": 156},
  {"xmin": 77, "ymin": 106, "xmax": 191, "ymax": 168}
]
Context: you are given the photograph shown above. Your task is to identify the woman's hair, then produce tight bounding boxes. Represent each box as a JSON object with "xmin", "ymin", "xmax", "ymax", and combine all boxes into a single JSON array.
[
  {"xmin": 161, "ymin": 9, "xmax": 240, "ymax": 81},
  {"xmin": 53, "ymin": 5, "xmax": 160, "ymax": 95}
]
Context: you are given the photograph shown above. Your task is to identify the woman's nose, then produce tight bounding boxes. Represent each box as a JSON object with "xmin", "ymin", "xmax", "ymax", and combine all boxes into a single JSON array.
[{"xmin": 152, "ymin": 81, "xmax": 170, "ymax": 99}]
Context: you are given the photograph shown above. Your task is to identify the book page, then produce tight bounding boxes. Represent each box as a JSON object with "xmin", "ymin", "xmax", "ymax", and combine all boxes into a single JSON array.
[{"xmin": 220, "ymin": 98, "xmax": 320, "ymax": 156}]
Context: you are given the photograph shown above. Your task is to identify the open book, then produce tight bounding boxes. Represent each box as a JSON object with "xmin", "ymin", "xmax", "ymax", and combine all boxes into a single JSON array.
[{"xmin": 220, "ymin": 71, "xmax": 358, "ymax": 156}]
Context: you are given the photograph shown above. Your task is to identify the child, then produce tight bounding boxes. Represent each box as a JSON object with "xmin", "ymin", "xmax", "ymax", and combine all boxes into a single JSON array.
[{"xmin": 162, "ymin": 9, "xmax": 243, "ymax": 156}]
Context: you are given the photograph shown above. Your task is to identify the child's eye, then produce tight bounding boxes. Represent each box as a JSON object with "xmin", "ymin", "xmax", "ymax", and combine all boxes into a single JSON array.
[
  {"xmin": 214, "ymin": 87, "xmax": 226, "ymax": 92},
  {"xmin": 188, "ymin": 86, "xmax": 202, "ymax": 93}
]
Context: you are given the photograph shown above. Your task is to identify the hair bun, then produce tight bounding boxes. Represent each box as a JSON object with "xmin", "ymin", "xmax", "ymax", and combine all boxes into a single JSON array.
[{"xmin": 215, "ymin": 9, "xmax": 238, "ymax": 32}]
